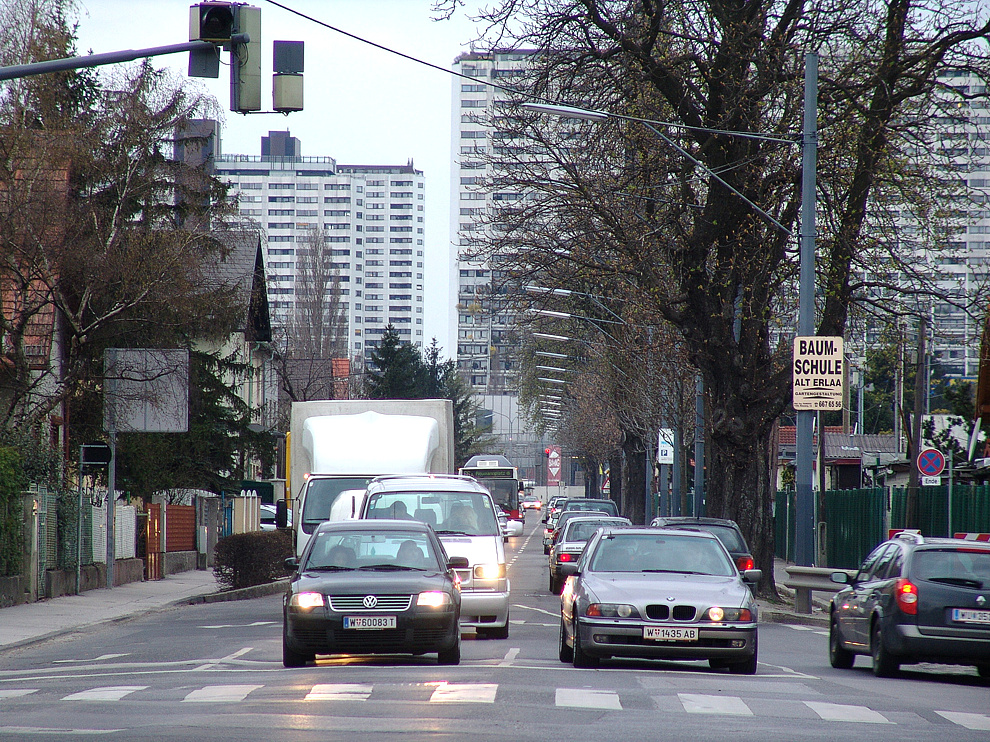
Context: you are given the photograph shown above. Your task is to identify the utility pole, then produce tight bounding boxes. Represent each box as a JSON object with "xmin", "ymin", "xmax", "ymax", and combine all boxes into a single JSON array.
[{"xmin": 907, "ymin": 315, "xmax": 927, "ymax": 528}]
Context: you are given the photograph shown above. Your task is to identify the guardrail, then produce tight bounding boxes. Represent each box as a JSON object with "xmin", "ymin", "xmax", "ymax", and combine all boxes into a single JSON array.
[{"xmin": 783, "ymin": 566, "xmax": 855, "ymax": 614}]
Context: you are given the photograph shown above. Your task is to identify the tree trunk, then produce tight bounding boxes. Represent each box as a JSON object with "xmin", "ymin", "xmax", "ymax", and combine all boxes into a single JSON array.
[
  {"xmin": 608, "ymin": 451, "xmax": 622, "ymax": 510},
  {"xmin": 621, "ymin": 432, "xmax": 646, "ymax": 524}
]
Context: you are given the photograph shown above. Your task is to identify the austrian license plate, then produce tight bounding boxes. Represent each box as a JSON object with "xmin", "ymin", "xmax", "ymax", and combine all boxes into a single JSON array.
[
  {"xmin": 951, "ymin": 608, "xmax": 990, "ymax": 625},
  {"xmin": 644, "ymin": 626, "xmax": 698, "ymax": 642},
  {"xmin": 343, "ymin": 615, "xmax": 396, "ymax": 630}
]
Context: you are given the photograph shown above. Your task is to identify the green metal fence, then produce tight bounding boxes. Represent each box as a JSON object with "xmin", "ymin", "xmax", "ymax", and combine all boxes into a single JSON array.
[
  {"xmin": 774, "ymin": 490, "xmax": 795, "ymax": 563},
  {"xmin": 890, "ymin": 485, "xmax": 990, "ymax": 537},
  {"xmin": 821, "ymin": 488, "xmax": 886, "ymax": 569}
]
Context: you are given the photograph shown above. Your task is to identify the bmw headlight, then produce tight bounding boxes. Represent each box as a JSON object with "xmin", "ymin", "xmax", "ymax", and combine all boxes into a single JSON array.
[
  {"xmin": 586, "ymin": 603, "xmax": 640, "ymax": 619},
  {"xmin": 288, "ymin": 591, "xmax": 325, "ymax": 610},
  {"xmin": 703, "ymin": 607, "xmax": 754, "ymax": 622}
]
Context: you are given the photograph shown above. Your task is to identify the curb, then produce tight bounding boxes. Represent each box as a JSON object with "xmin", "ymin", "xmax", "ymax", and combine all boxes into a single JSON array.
[{"xmin": 179, "ymin": 578, "xmax": 290, "ymax": 606}]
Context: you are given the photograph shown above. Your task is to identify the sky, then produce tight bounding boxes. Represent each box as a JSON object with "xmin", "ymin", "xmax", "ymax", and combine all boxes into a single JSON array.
[{"xmin": 73, "ymin": 0, "xmax": 488, "ymax": 358}]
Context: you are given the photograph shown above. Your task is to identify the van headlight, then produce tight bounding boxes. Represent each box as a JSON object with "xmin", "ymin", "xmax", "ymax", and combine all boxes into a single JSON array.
[
  {"xmin": 288, "ymin": 592, "xmax": 325, "ymax": 610},
  {"xmin": 473, "ymin": 563, "xmax": 506, "ymax": 580}
]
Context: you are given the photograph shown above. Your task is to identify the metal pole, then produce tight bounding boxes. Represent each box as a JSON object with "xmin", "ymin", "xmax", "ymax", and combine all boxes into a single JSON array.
[
  {"xmin": 672, "ymin": 424, "xmax": 682, "ymax": 516},
  {"xmin": 0, "ymin": 41, "xmax": 219, "ymax": 81},
  {"xmin": 76, "ymin": 446, "xmax": 83, "ymax": 595},
  {"xmin": 795, "ymin": 52, "xmax": 819, "ymax": 567},
  {"xmin": 694, "ymin": 375, "xmax": 705, "ymax": 517},
  {"xmin": 947, "ymin": 449, "xmax": 954, "ymax": 537},
  {"xmin": 106, "ymin": 428, "xmax": 116, "ymax": 590}
]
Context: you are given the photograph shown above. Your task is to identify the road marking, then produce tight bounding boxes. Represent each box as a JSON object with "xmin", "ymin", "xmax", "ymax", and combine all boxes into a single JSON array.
[
  {"xmin": 498, "ymin": 648, "xmax": 520, "ymax": 666},
  {"xmin": 936, "ymin": 711, "xmax": 990, "ymax": 731},
  {"xmin": 0, "ymin": 689, "xmax": 38, "ymax": 699},
  {"xmin": 429, "ymin": 683, "xmax": 497, "ymax": 703},
  {"xmin": 555, "ymin": 688, "xmax": 622, "ymax": 710},
  {"xmin": 0, "ymin": 727, "xmax": 122, "ymax": 735},
  {"xmin": 53, "ymin": 654, "xmax": 129, "ymax": 664},
  {"xmin": 192, "ymin": 646, "xmax": 254, "ymax": 671},
  {"xmin": 679, "ymin": 693, "xmax": 753, "ymax": 716},
  {"xmin": 512, "ymin": 604, "xmax": 559, "ymax": 618},
  {"xmin": 61, "ymin": 686, "xmax": 147, "ymax": 702},
  {"xmin": 804, "ymin": 701, "xmax": 892, "ymax": 724},
  {"xmin": 182, "ymin": 684, "xmax": 263, "ymax": 703},
  {"xmin": 305, "ymin": 684, "xmax": 373, "ymax": 701},
  {"xmin": 199, "ymin": 622, "xmax": 277, "ymax": 629}
]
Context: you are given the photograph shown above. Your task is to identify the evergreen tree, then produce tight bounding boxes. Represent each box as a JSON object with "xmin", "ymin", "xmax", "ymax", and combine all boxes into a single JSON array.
[{"xmin": 365, "ymin": 325, "xmax": 428, "ymax": 399}]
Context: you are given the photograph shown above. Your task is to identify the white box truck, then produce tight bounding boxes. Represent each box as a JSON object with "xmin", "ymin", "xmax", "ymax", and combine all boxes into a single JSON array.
[{"xmin": 288, "ymin": 399, "xmax": 454, "ymax": 557}]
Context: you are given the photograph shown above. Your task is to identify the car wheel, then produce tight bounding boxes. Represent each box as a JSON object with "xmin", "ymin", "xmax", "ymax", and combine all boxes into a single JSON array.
[
  {"xmin": 871, "ymin": 621, "xmax": 900, "ymax": 678},
  {"xmin": 550, "ymin": 573, "xmax": 562, "ymax": 595},
  {"xmin": 282, "ymin": 631, "xmax": 312, "ymax": 668},
  {"xmin": 558, "ymin": 616, "xmax": 573, "ymax": 662},
  {"xmin": 977, "ymin": 664, "xmax": 990, "ymax": 679},
  {"xmin": 572, "ymin": 620, "xmax": 599, "ymax": 668},
  {"xmin": 544, "ymin": 545, "xmax": 550, "ymax": 555},
  {"xmin": 437, "ymin": 632, "xmax": 461, "ymax": 665},
  {"xmin": 728, "ymin": 636, "xmax": 758, "ymax": 675},
  {"xmin": 829, "ymin": 615, "xmax": 855, "ymax": 669},
  {"xmin": 479, "ymin": 619, "xmax": 509, "ymax": 640}
]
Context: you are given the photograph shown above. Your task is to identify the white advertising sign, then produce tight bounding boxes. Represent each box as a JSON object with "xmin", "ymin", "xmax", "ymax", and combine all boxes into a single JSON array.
[{"xmin": 792, "ymin": 336, "xmax": 844, "ymax": 411}]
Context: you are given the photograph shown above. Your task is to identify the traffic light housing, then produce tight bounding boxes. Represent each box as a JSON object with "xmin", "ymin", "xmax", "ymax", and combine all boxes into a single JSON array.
[
  {"xmin": 230, "ymin": 4, "xmax": 261, "ymax": 112},
  {"xmin": 190, "ymin": 2, "xmax": 235, "ymax": 44}
]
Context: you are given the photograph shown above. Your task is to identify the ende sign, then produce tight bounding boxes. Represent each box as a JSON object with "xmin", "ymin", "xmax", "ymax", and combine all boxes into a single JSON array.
[{"xmin": 792, "ymin": 336, "xmax": 844, "ymax": 410}]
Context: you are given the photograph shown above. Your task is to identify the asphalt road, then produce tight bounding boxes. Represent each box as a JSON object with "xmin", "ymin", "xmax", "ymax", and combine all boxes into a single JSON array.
[{"xmin": 1, "ymin": 512, "xmax": 987, "ymax": 741}]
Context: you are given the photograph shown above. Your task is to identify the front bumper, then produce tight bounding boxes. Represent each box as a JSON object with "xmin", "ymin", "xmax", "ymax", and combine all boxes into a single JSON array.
[
  {"xmin": 576, "ymin": 618, "xmax": 757, "ymax": 661},
  {"xmin": 285, "ymin": 607, "xmax": 458, "ymax": 656}
]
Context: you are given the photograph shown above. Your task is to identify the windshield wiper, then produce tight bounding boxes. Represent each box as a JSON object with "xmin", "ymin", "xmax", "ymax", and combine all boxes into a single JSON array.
[
  {"xmin": 305, "ymin": 565, "xmax": 356, "ymax": 572},
  {"xmin": 357, "ymin": 563, "xmax": 422, "ymax": 571},
  {"xmin": 641, "ymin": 569, "xmax": 708, "ymax": 575},
  {"xmin": 435, "ymin": 529, "xmax": 471, "ymax": 536},
  {"xmin": 928, "ymin": 576, "xmax": 983, "ymax": 588}
]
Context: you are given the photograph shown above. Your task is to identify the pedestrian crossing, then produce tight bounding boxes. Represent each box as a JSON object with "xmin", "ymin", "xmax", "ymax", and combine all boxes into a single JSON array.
[{"xmin": 1, "ymin": 682, "xmax": 988, "ymax": 730}]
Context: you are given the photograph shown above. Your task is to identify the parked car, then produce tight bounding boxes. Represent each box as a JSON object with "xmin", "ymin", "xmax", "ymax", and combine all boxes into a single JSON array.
[
  {"xmin": 559, "ymin": 526, "xmax": 761, "ymax": 673},
  {"xmin": 549, "ymin": 515, "xmax": 631, "ymax": 594},
  {"xmin": 282, "ymin": 519, "xmax": 466, "ymax": 667},
  {"xmin": 650, "ymin": 516, "xmax": 755, "ymax": 572},
  {"xmin": 828, "ymin": 531, "xmax": 990, "ymax": 678}
]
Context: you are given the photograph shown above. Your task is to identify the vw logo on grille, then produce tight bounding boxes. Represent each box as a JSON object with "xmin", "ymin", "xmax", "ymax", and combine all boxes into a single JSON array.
[
  {"xmin": 363, "ymin": 595, "xmax": 378, "ymax": 608},
  {"xmin": 977, "ymin": 595, "xmax": 987, "ymax": 607}
]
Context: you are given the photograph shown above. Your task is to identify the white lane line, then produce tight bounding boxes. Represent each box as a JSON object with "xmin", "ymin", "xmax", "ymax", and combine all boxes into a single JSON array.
[
  {"xmin": 512, "ymin": 604, "xmax": 559, "ymax": 618},
  {"xmin": 199, "ymin": 621, "xmax": 277, "ymax": 629},
  {"xmin": 192, "ymin": 646, "xmax": 254, "ymax": 671},
  {"xmin": 555, "ymin": 688, "xmax": 622, "ymax": 710},
  {"xmin": 936, "ymin": 711, "xmax": 990, "ymax": 731},
  {"xmin": 0, "ymin": 689, "xmax": 38, "ymax": 699},
  {"xmin": 53, "ymin": 654, "xmax": 130, "ymax": 664},
  {"xmin": 0, "ymin": 727, "xmax": 122, "ymax": 735},
  {"xmin": 429, "ymin": 683, "xmax": 497, "ymax": 703},
  {"xmin": 61, "ymin": 686, "xmax": 147, "ymax": 702},
  {"xmin": 804, "ymin": 701, "xmax": 892, "ymax": 724},
  {"xmin": 679, "ymin": 693, "xmax": 753, "ymax": 716},
  {"xmin": 181, "ymin": 684, "xmax": 263, "ymax": 703},
  {"xmin": 498, "ymin": 648, "xmax": 520, "ymax": 667},
  {"xmin": 305, "ymin": 684, "xmax": 373, "ymax": 701},
  {"xmin": 785, "ymin": 625, "xmax": 819, "ymax": 631}
]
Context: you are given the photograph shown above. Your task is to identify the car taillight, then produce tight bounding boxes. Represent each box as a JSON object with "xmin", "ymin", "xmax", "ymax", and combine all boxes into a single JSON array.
[
  {"xmin": 894, "ymin": 578, "xmax": 918, "ymax": 615},
  {"xmin": 558, "ymin": 553, "xmax": 574, "ymax": 563},
  {"xmin": 736, "ymin": 556, "xmax": 755, "ymax": 572}
]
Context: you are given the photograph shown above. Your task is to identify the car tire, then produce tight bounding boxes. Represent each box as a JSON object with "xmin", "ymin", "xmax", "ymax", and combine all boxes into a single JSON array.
[
  {"xmin": 544, "ymin": 545, "xmax": 550, "ymax": 555},
  {"xmin": 572, "ymin": 620, "xmax": 599, "ymax": 668},
  {"xmin": 871, "ymin": 621, "xmax": 900, "ymax": 678},
  {"xmin": 558, "ymin": 616, "xmax": 573, "ymax": 663},
  {"xmin": 550, "ymin": 573, "xmax": 562, "ymax": 595},
  {"xmin": 282, "ymin": 632, "xmax": 312, "ymax": 668},
  {"xmin": 829, "ymin": 615, "xmax": 855, "ymax": 669},
  {"xmin": 437, "ymin": 633, "xmax": 461, "ymax": 665},
  {"xmin": 479, "ymin": 619, "xmax": 509, "ymax": 640},
  {"xmin": 977, "ymin": 664, "xmax": 990, "ymax": 679},
  {"xmin": 728, "ymin": 636, "xmax": 758, "ymax": 675}
]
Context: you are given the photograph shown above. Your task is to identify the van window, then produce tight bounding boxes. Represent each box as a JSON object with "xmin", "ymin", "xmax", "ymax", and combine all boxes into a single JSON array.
[
  {"xmin": 301, "ymin": 477, "xmax": 373, "ymax": 533},
  {"xmin": 365, "ymin": 490, "xmax": 499, "ymax": 537}
]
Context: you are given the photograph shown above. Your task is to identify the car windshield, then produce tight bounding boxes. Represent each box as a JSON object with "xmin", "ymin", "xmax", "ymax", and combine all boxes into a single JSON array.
[
  {"xmin": 913, "ymin": 548, "xmax": 990, "ymax": 586},
  {"xmin": 304, "ymin": 530, "xmax": 439, "ymax": 571},
  {"xmin": 588, "ymin": 533, "xmax": 735, "ymax": 576},
  {"xmin": 365, "ymin": 491, "xmax": 500, "ymax": 537},
  {"xmin": 566, "ymin": 520, "xmax": 622, "ymax": 542},
  {"xmin": 301, "ymin": 477, "xmax": 372, "ymax": 526}
]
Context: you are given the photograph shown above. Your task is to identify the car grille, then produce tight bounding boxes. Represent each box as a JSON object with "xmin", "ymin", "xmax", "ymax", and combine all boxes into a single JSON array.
[
  {"xmin": 329, "ymin": 594, "xmax": 413, "ymax": 611},
  {"xmin": 597, "ymin": 635, "xmax": 741, "ymax": 648},
  {"xmin": 645, "ymin": 605, "xmax": 698, "ymax": 621},
  {"xmin": 292, "ymin": 623, "xmax": 329, "ymax": 649},
  {"xmin": 327, "ymin": 627, "xmax": 449, "ymax": 651}
]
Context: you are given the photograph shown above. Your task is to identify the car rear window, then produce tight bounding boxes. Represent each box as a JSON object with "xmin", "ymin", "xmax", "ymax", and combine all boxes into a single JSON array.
[
  {"xmin": 567, "ymin": 520, "xmax": 621, "ymax": 542},
  {"xmin": 700, "ymin": 525, "xmax": 747, "ymax": 553},
  {"xmin": 913, "ymin": 548, "xmax": 990, "ymax": 585},
  {"xmin": 565, "ymin": 500, "xmax": 618, "ymax": 515}
]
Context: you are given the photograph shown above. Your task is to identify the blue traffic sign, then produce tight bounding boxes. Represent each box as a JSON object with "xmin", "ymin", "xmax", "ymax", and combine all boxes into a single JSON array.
[{"xmin": 917, "ymin": 448, "xmax": 945, "ymax": 477}]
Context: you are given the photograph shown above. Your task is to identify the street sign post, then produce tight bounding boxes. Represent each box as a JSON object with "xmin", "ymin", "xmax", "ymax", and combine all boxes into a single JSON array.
[{"xmin": 792, "ymin": 336, "xmax": 844, "ymax": 410}]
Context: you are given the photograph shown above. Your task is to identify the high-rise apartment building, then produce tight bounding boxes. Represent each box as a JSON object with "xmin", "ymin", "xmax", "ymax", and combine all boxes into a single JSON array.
[{"xmin": 215, "ymin": 130, "xmax": 428, "ymax": 368}]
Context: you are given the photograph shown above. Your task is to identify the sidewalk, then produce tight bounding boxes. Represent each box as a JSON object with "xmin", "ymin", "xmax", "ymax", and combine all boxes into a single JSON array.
[
  {"xmin": 0, "ymin": 570, "xmax": 287, "ymax": 653},
  {"xmin": 757, "ymin": 557, "xmax": 830, "ymax": 627}
]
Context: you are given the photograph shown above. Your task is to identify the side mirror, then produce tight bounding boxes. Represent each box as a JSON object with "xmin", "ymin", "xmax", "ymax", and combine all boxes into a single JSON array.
[
  {"xmin": 447, "ymin": 556, "xmax": 470, "ymax": 569},
  {"xmin": 275, "ymin": 500, "xmax": 288, "ymax": 529},
  {"xmin": 741, "ymin": 569, "xmax": 762, "ymax": 585},
  {"xmin": 284, "ymin": 556, "xmax": 299, "ymax": 571},
  {"xmin": 830, "ymin": 571, "xmax": 851, "ymax": 585}
]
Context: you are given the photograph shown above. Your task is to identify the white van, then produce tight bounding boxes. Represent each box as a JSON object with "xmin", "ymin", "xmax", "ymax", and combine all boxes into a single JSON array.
[{"xmin": 360, "ymin": 474, "xmax": 510, "ymax": 638}]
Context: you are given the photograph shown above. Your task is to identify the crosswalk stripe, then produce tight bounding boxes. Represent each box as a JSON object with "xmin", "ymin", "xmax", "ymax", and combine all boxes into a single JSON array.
[
  {"xmin": 556, "ymin": 688, "xmax": 621, "ymax": 710},
  {"xmin": 305, "ymin": 684, "xmax": 373, "ymax": 701},
  {"xmin": 804, "ymin": 701, "xmax": 891, "ymax": 724},
  {"xmin": 61, "ymin": 686, "xmax": 147, "ymax": 702},
  {"xmin": 181, "ymin": 684, "xmax": 263, "ymax": 703},
  {"xmin": 0, "ymin": 690, "xmax": 38, "ymax": 699},
  {"xmin": 935, "ymin": 711, "xmax": 990, "ymax": 731},
  {"xmin": 679, "ymin": 693, "xmax": 753, "ymax": 716},
  {"xmin": 429, "ymin": 683, "xmax": 497, "ymax": 703}
]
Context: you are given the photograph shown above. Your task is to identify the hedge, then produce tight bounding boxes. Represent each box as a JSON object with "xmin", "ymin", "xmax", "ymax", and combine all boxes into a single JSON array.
[{"xmin": 213, "ymin": 529, "xmax": 293, "ymax": 590}]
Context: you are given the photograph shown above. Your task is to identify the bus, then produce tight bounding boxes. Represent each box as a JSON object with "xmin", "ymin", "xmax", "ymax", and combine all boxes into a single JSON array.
[{"xmin": 459, "ymin": 454, "xmax": 523, "ymax": 522}]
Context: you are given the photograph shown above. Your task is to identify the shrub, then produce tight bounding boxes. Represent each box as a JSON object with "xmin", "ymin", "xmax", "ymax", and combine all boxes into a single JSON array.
[
  {"xmin": 0, "ymin": 447, "xmax": 26, "ymax": 577},
  {"xmin": 213, "ymin": 529, "xmax": 293, "ymax": 590}
]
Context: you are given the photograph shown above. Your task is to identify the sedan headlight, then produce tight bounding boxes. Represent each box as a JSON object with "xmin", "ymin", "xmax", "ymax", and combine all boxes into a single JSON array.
[
  {"xmin": 473, "ymin": 563, "xmax": 506, "ymax": 580},
  {"xmin": 417, "ymin": 591, "xmax": 452, "ymax": 608},
  {"xmin": 586, "ymin": 603, "xmax": 640, "ymax": 619},
  {"xmin": 702, "ymin": 607, "xmax": 754, "ymax": 622},
  {"xmin": 288, "ymin": 591, "xmax": 325, "ymax": 610}
]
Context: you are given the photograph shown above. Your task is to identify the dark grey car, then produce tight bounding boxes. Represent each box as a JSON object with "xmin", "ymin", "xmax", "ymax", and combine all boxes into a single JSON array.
[
  {"xmin": 549, "ymin": 515, "xmax": 631, "ymax": 594},
  {"xmin": 559, "ymin": 527, "xmax": 761, "ymax": 673}
]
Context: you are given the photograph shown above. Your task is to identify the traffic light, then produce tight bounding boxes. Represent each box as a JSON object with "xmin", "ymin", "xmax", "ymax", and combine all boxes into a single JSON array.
[
  {"xmin": 190, "ymin": 2, "xmax": 235, "ymax": 44},
  {"xmin": 230, "ymin": 4, "xmax": 261, "ymax": 112}
]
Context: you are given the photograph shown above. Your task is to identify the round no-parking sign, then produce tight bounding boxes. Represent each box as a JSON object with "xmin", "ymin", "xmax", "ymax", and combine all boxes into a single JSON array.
[{"xmin": 917, "ymin": 448, "xmax": 945, "ymax": 477}]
